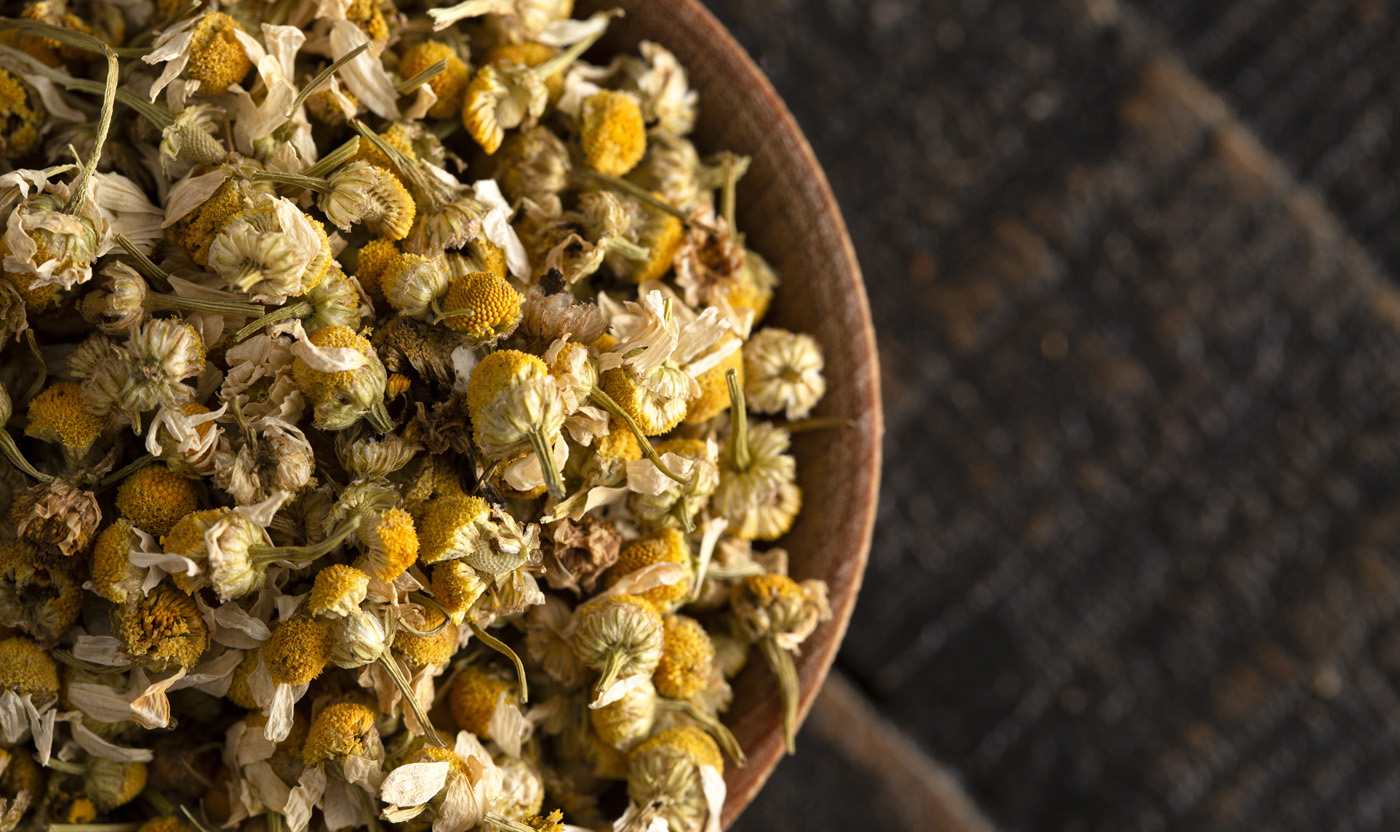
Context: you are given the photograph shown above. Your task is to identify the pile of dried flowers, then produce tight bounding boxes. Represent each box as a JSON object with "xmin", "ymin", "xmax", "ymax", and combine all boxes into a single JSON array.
[{"xmin": 0, "ymin": 2, "xmax": 834, "ymax": 831}]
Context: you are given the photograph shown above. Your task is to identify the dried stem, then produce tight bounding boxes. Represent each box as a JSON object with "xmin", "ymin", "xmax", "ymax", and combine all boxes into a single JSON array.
[
  {"xmin": 289, "ymin": 43, "xmax": 369, "ymax": 118},
  {"xmin": 397, "ymin": 59, "xmax": 447, "ymax": 95},
  {"xmin": 725, "ymin": 368, "xmax": 751, "ymax": 472},
  {"xmin": 469, "ymin": 620, "xmax": 528, "ymax": 704},
  {"xmin": 376, "ymin": 653, "xmax": 446, "ymax": 747}
]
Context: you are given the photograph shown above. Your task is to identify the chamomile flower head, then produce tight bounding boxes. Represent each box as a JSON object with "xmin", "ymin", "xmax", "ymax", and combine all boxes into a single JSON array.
[
  {"xmin": 159, "ymin": 104, "xmax": 225, "ymax": 176},
  {"xmin": 208, "ymin": 197, "xmax": 332, "ymax": 304},
  {"xmin": 290, "ymin": 325, "xmax": 392, "ymax": 432},
  {"xmin": 115, "ymin": 464, "xmax": 200, "ymax": 537},
  {"xmin": 685, "ymin": 347, "xmax": 743, "ymax": 424},
  {"xmin": 743, "ymin": 328, "xmax": 826, "ymax": 420},
  {"xmin": 581, "ymin": 91, "xmax": 647, "ymax": 177},
  {"xmin": 713, "ymin": 424, "xmax": 802, "ymax": 541},
  {"xmin": 5, "ymin": 189, "xmax": 101, "ymax": 292},
  {"xmin": 226, "ymin": 650, "xmax": 258, "ymax": 708},
  {"xmin": 296, "ymin": 267, "xmax": 370, "ymax": 335},
  {"xmin": 448, "ymin": 664, "xmax": 517, "ymax": 738},
  {"xmin": 83, "ymin": 758, "xmax": 148, "ymax": 810},
  {"xmin": 339, "ymin": 430, "xmax": 420, "ymax": 480},
  {"xmin": 590, "ymin": 677, "xmax": 655, "ymax": 751},
  {"xmin": 13, "ymin": 478, "xmax": 101, "ymax": 559},
  {"xmin": 626, "ymin": 726, "xmax": 723, "ymax": 832},
  {"xmin": 431, "ymin": 560, "xmax": 487, "ymax": 624},
  {"xmin": 607, "ymin": 528, "xmax": 693, "ymax": 613},
  {"xmin": 468, "ymin": 349, "xmax": 567, "ymax": 495},
  {"xmin": 0, "ymin": 539, "xmax": 83, "ymax": 640},
  {"xmin": 328, "ymin": 607, "xmax": 390, "ymax": 669},
  {"xmin": 654, "ymin": 614, "xmax": 715, "ymax": 701},
  {"xmin": 572, "ymin": 594, "xmax": 664, "ymax": 701},
  {"xmin": 0, "ymin": 68, "xmax": 42, "ymax": 159},
  {"xmin": 90, "ymin": 518, "xmax": 144, "ymax": 605},
  {"xmin": 440, "ymin": 270, "xmax": 522, "ymax": 343},
  {"xmin": 308, "ymin": 564, "xmax": 371, "ymax": 619},
  {"xmin": 264, "ymin": 617, "xmax": 334, "ymax": 685},
  {"xmin": 165, "ymin": 11, "xmax": 253, "ymax": 95},
  {"xmin": 380, "ymin": 252, "xmax": 449, "ymax": 319},
  {"xmin": 357, "ymin": 506, "xmax": 420, "ymax": 581},
  {"xmin": 597, "ymin": 365, "xmax": 690, "ymax": 437},
  {"xmin": 730, "ymin": 573, "xmax": 830, "ymax": 649},
  {"xmin": 0, "ymin": 635, "xmax": 59, "ymax": 700},
  {"xmin": 25, "ymin": 381, "xmax": 105, "ymax": 455},
  {"xmin": 303, "ymin": 701, "xmax": 382, "ymax": 766},
  {"xmin": 114, "ymin": 584, "xmax": 209, "ymax": 670},
  {"xmin": 320, "ymin": 161, "xmax": 417, "ymax": 241},
  {"xmin": 80, "ymin": 262, "xmax": 148, "ymax": 335},
  {"xmin": 391, "ymin": 607, "xmax": 457, "ymax": 668},
  {"xmin": 495, "ymin": 125, "xmax": 571, "ymax": 205},
  {"xmin": 463, "ymin": 63, "xmax": 547, "ymax": 156},
  {"xmin": 417, "ymin": 494, "xmax": 493, "ymax": 566},
  {"xmin": 399, "ymin": 41, "xmax": 469, "ymax": 121},
  {"xmin": 127, "ymin": 316, "xmax": 206, "ymax": 387},
  {"xmin": 354, "ymin": 237, "xmax": 400, "ymax": 303}
]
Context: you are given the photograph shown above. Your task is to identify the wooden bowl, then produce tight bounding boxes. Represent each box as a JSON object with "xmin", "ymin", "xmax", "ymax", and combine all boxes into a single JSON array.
[{"xmin": 575, "ymin": 0, "xmax": 883, "ymax": 825}]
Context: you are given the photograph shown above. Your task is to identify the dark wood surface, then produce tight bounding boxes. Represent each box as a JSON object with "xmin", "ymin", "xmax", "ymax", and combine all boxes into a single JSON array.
[{"xmin": 706, "ymin": 1, "xmax": 1400, "ymax": 830}]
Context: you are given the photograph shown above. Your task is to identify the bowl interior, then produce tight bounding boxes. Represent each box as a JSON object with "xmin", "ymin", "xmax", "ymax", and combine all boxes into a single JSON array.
[{"xmin": 573, "ymin": 0, "xmax": 883, "ymax": 824}]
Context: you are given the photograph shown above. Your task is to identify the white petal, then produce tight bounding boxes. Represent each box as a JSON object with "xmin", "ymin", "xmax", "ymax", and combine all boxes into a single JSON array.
[
  {"xmin": 473, "ymin": 179, "xmax": 530, "ymax": 279},
  {"xmin": 164, "ymin": 169, "xmax": 230, "ymax": 228},
  {"xmin": 379, "ymin": 761, "xmax": 449, "ymax": 807},
  {"xmin": 329, "ymin": 20, "xmax": 399, "ymax": 118}
]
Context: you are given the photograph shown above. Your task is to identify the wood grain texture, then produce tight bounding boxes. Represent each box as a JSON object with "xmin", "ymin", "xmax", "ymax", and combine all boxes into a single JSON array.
[{"xmin": 573, "ymin": 0, "xmax": 882, "ymax": 825}]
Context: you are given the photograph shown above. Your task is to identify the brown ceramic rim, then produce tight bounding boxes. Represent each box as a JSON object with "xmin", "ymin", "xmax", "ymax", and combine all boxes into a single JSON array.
[{"xmin": 574, "ymin": 0, "xmax": 883, "ymax": 825}]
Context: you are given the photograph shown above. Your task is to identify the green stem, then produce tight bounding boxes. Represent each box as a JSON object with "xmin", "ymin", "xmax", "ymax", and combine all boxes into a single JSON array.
[
  {"xmin": 65, "ymin": 47, "xmax": 117, "ymax": 214},
  {"xmin": 0, "ymin": 431, "xmax": 52, "ymax": 482},
  {"xmin": 115, "ymin": 234, "xmax": 172, "ymax": 290},
  {"xmin": 2, "ymin": 54, "xmax": 173, "ymax": 129},
  {"xmin": 589, "ymin": 388, "xmax": 686, "ymax": 485},
  {"xmin": 365, "ymin": 399, "xmax": 393, "ymax": 435},
  {"xmin": 720, "ymin": 153, "xmax": 741, "ymax": 231},
  {"xmin": 100, "ymin": 453, "xmax": 154, "ymax": 487},
  {"xmin": 233, "ymin": 300, "xmax": 314, "ymax": 342},
  {"xmin": 592, "ymin": 648, "xmax": 625, "ymax": 703},
  {"xmin": 726, "ymin": 368, "xmax": 751, "ymax": 473},
  {"xmin": 534, "ymin": 19, "xmax": 610, "ymax": 79},
  {"xmin": 288, "ymin": 43, "xmax": 369, "ymax": 118},
  {"xmin": 759, "ymin": 636, "xmax": 799, "ymax": 755},
  {"xmin": 302, "ymin": 137, "xmax": 361, "ymax": 179},
  {"xmin": 526, "ymin": 427, "xmax": 565, "ymax": 500},
  {"xmin": 468, "ymin": 620, "xmax": 528, "ymax": 704},
  {"xmin": 250, "ymin": 515, "xmax": 361, "ymax": 565},
  {"xmin": 376, "ymin": 653, "xmax": 445, "ymax": 747},
  {"xmin": 145, "ymin": 293, "xmax": 265, "ymax": 319},
  {"xmin": 43, "ymin": 758, "xmax": 85, "ymax": 776},
  {"xmin": 657, "ymin": 698, "xmax": 747, "ymax": 767},
  {"xmin": 604, "ymin": 235, "xmax": 650, "ymax": 262},
  {"xmin": 250, "ymin": 171, "xmax": 332, "ymax": 194},
  {"xmin": 396, "ymin": 59, "xmax": 447, "ymax": 95}
]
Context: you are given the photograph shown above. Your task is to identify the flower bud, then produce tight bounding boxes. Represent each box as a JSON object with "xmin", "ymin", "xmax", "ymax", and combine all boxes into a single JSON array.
[{"xmin": 13, "ymin": 478, "xmax": 100, "ymax": 559}]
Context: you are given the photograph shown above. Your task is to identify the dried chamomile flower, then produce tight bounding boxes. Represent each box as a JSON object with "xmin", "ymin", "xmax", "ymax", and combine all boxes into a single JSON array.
[
  {"xmin": 467, "ymin": 350, "xmax": 567, "ymax": 498},
  {"xmin": 448, "ymin": 664, "xmax": 518, "ymax": 740},
  {"xmin": 290, "ymin": 325, "xmax": 393, "ymax": 432},
  {"xmin": 44, "ymin": 758, "xmax": 147, "ymax": 811},
  {"xmin": 496, "ymin": 755, "xmax": 546, "ymax": 820},
  {"xmin": 159, "ymin": 104, "xmax": 226, "ymax": 177},
  {"xmin": 685, "ymin": 346, "xmax": 743, "ymax": 424},
  {"xmin": 0, "ymin": 635, "xmax": 58, "ymax": 701},
  {"xmin": 4, "ymin": 186, "xmax": 102, "ymax": 293},
  {"xmin": 581, "ymin": 91, "xmax": 647, "ymax": 177},
  {"xmin": 590, "ymin": 677, "xmax": 655, "ymax": 751},
  {"xmin": 0, "ymin": 539, "xmax": 83, "ymax": 641},
  {"xmin": 354, "ymin": 237, "xmax": 401, "ymax": 304},
  {"xmin": 495, "ymin": 126, "xmax": 571, "ymax": 206},
  {"xmin": 610, "ymin": 196, "xmax": 685, "ymax": 285},
  {"xmin": 318, "ymin": 161, "xmax": 417, "ymax": 241},
  {"xmin": 730, "ymin": 573, "xmax": 831, "ymax": 753},
  {"xmin": 399, "ymin": 40, "xmax": 469, "ymax": 121},
  {"xmin": 114, "ymin": 583, "xmax": 209, "ymax": 670},
  {"xmin": 209, "ymin": 197, "xmax": 333, "ymax": 304},
  {"xmin": 90, "ymin": 518, "xmax": 145, "ymax": 604},
  {"xmin": 144, "ymin": 11, "xmax": 252, "ymax": 98},
  {"xmin": 25, "ymin": 381, "xmax": 105, "ymax": 458},
  {"xmin": 212, "ymin": 419, "xmax": 315, "ymax": 505},
  {"xmin": 431, "ymin": 560, "xmax": 488, "ymax": 624},
  {"xmin": 439, "ymin": 270, "xmax": 523, "ymax": 344},
  {"xmin": 393, "ymin": 607, "xmax": 459, "ymax": 668},
  {"xmin": 629, "ymin": 438, "xmax": 719, "ymax": 533},
  {"xmin": 308, "ymin": 564, "xmax": 371, "ymax": 619},
  {"xmin": 621, "ymin": 726, "xmax": 724, "ymax": 832},
  {"xmin": 743, "ymin": 328, "xmax": 826, "ymax": 420},
  {"xmin": 542, "ymin": 516, "xmax": 620, "ymax": 595},
  {"xmin": 357, "ymin": 506, "xmax": 421, "ymax": 581},
  {"xmin": 606, "ymin": 529, "xmax": 694, "ymax": 614},
  {"xmin": 13, "ymin": 477, "xmax": 100, "ymax": 559},
  {"xmin": 303, "ymin": 701, "xmax": 382, "ymax": 767},
  {"xmin": 572, "ymin": 594, "xmax": 663, "ymax": 705},
  {"xmin": 338, "ymin": 428, "xmax": 420, "ymax": 480},
  {"xmin": 654, "ymin": 614, "xmax": 715, "ymax": 702},
  {"xmin": 119, "ymin": 316, "xmax": 206, "ymax": 418},
  {"xmin": 0, "ymin": 68, "xmax": 42, "ymax": 159},
  {"xmin": 115, "ymin": 463, "xmax": 199, "ymax": 537},
  {"xmin": 380, "ymin": 252, "xmax": 450, "ymax": 318},
  {"xmin": 263, "ymin": 617, "xmax": 334, "ymax": 686},
  {"xmin": 79, "ymin": 261, "xmax": 148, "ymax": 335},
  {"xmin": 236, "ymin": 266, "xmax": 365, "ymax": 342}
]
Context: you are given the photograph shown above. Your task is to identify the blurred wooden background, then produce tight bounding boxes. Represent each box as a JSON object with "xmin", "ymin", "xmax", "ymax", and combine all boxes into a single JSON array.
[{"xmin": 705, "ymin": 1, "xmax": 1400, "ymax": 830}]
